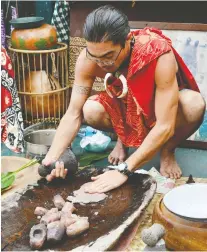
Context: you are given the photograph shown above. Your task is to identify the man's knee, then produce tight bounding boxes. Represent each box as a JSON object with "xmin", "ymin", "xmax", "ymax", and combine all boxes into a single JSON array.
[
  {"xmin": 83, "ymin": 99, "xmax": 108, "ymax": 126},
  {"xmin": 180, "ymin": 90, "xmax": 206, "ymax": 123}
]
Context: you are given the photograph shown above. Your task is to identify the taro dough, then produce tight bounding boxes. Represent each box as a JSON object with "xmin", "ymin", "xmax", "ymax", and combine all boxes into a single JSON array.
[{"xmin": 67, "ymin": 182, "xmax": 108, "ymax": 204}]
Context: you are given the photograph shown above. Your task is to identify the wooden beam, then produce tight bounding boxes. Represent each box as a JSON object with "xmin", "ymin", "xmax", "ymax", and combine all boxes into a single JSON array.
[
  {"xmin": 129, "ymin": 21, "xmax": 207, "ymax": 31},
  {"xmin": 179, "ymin": 140, "xmax": 207, "ymax": 150}
]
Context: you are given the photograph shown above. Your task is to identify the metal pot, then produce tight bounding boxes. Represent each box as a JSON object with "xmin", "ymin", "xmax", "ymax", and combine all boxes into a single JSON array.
[
  {"xmin": 24, "ymin": 129, "xmax": 56, "ymax": 159},
  {"xmin": 24, "ymin": 122, "xmax": 78, "ymax": 177},
  {"xmin": 24, "ymin": 122, "xmax": 58, "ymax": 159}
]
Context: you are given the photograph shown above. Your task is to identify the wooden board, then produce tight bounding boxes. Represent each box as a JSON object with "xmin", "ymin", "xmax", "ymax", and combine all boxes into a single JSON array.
[
  {"xmin": 1, "ymin": 156, "xmax": 41, "ymax": 199},
  {"xmin": 129, "ymin": 21, "xmax": 207, "ymax": 31},
  {"xmin": 1, "ymin": 166, "xmax": 156, "ymax": 251}
]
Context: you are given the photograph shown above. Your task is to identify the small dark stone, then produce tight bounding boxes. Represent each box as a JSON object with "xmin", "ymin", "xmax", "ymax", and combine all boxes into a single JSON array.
[
  {"xmin": 186, "ymin": 174, "xmax": 195, "ymax": 184},
  {"xmin": 38, "ymin": 164, "xmax": 50, "ymax": 177},
  {"xmin": 38, "ymin": 149, "xmax": 78, "ymax": 177}
]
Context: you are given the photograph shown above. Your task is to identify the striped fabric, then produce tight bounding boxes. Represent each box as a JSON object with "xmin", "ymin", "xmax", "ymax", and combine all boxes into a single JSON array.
[{"xmin": 51, "ymin": 0, "xmax": 69, "ymax": 43}]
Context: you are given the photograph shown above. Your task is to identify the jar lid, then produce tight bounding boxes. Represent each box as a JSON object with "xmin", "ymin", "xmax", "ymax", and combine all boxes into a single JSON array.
[{"xmin": 10, "ymin": 17, "xmax": 44, "ymax": 29}]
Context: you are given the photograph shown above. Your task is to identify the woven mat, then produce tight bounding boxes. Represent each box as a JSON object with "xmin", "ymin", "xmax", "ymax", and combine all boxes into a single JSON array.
[
  {"xmin": 127, "ymin": 177, "xmax": 207, "ymax": 251},
  {"xmin": 69, "ymin": 37, "xmax": 104, "ymax": 91}
]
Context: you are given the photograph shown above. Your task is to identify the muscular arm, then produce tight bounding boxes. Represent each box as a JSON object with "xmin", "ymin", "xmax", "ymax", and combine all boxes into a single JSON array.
[
  {"xmin": 126, "ymin": 51, "xmax": 179, "ymax": 172},
  {"xmin": 46, "ymin": 50, "xmax": 95, "ymax": 160}
]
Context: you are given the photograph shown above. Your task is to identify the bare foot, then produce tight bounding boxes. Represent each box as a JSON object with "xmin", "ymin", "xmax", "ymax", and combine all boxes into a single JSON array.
[
  {"xmin": 108, "ymin": 138, "xmax": 128, "ymax": 165},
  {"xmin": 160, "ymin": 150, "xmax": 182, "ymax": 179}
]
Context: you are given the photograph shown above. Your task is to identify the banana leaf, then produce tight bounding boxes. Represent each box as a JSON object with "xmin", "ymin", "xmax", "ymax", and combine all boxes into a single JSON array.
[
  {"xmin": 78, "ymin": 151, "xmax": 110, "ymax": 167},
  {"xmin": 1, "ymin": 172, "xmax": 15, "ymax": 190}
]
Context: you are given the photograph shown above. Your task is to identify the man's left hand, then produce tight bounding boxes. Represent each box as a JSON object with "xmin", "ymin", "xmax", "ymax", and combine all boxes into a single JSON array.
[{"xmin": 84, "ymin": 170, "xmax": 128, "ymax": 193}]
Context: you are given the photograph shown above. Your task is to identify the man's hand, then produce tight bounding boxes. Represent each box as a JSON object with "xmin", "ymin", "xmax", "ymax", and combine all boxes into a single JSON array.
[
  {"xmin": 84, "ymin": 170, "xmax": 128, "ymax": 193},
  {"xmin": 42, "ymin": 158, "xmax": 68, "ymax": 181}
]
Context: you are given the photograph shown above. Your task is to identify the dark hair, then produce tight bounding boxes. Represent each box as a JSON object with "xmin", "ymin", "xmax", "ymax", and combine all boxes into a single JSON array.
[{"xmin": 83, "ymin": 5, "xmax": 130, "ymax": 47}]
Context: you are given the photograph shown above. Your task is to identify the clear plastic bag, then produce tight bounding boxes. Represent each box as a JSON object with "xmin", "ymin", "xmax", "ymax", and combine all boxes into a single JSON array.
[{"xmin": 80, "ymin": 131, "xmax": 111, "ymax": 153}]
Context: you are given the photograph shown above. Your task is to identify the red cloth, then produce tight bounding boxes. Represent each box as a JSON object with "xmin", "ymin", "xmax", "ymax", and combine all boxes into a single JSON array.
[
  {"xmin": 91, "ymin": 27, "xmax": 200, "ymax": 147},
  {"xmin": 1, "ymin": 46, "xmax": 24, "ymax": 152}
]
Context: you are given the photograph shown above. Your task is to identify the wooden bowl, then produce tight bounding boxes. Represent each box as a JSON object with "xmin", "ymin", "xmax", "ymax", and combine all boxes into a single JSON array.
[
  {"xmin": 152, "ymin": 197, "xmax": 207, "ymax": 251},
  {"xmin": 1, "ymin": 156, "xmax": 40, "ymax": 199}
]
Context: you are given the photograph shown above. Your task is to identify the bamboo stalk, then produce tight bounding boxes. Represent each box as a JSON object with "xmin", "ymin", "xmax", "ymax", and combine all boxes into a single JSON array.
[
  {"xmin": 21, "ymin": 53, "xmax": 28, "ymax": 122},
  {"xmin": 12, "ymin": 52, "xmax": 19, "ymax": 91},
  {"xmin": 53, "ymin": 94, "xmax": 56, "ymax": 120},
  {"xmin": 27, "ymin": 53, "xmax": 33, "ymax": 123},
  {"xmin": 35, "ymin": 96, "xmax": 38, "ymax": 119},
  {"xmin": 33, "ymin": 54, "xmax": 36, "ymax": 72},
  {"xmin": 48, "ymin": 94, "xmax": 50, "ymax": 119},
  {"xmin": 61, "ymin": 51, "xmax": 64, "ymax": 87},
  {"xmin": 18, "ymin": 86, "xmax": 69, "ymax": 95},
  {"xmin": 57, "ymin": 52, "xmax": 60, "ymax": 84},
  {"xmin": 63, "ymin": 89, "xmax": 65, "ymax": 113},
  {"xmin": 27, "ymin": 54, "xmax": 31, "ymax": 93},
  {"xmin": 58, "ymin": 92, "xmax": 60, "ymax": 120},
  {"xmin": 21, "ymin": 53, "xmax": 26, "ymax": 92},
  {"xmin": 17, "ymin": 53, "xmax": 21, "ymax": 91},
  {"xmin": 65, "ymin": 49, "xmax": 69, "ymax": 87},
  {"xmin": 46, "ymin": 53, "xmax": 49, "ymax": 84},
  {"xmin": 40, "ymin": 53, "xmax": 45, "ymax": 121}
]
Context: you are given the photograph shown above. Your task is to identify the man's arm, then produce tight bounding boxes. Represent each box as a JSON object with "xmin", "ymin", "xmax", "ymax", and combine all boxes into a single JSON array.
[
  {"xmin": 126, "ymin": 50, "xmax": 179, "ymax": 171},
  {"xmin": 44, "ymin": 50, "xmax": 95, "ymax": 161},
  {"xmin": 84, "ymin": 50, "xmax": 180, "ymax": 194}
]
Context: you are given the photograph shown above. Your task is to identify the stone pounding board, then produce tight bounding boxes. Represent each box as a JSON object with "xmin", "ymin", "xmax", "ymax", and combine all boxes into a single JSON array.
[{"xmin": 1, "ymin": 166, "xmax": 156, "ymax": 251}]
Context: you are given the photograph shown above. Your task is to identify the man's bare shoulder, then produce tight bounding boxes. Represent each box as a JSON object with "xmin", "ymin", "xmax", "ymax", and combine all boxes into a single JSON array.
[
  {"xmin": 157, "ymin": 50, "xmax": 177, "ymax": 67},
  {"xmin": 155, "ymin": 50, "xmax": 178, "ymax": 87},
  {"xmin": 75, "ymin": 49, "xmax": 105, "ymax": 79}
]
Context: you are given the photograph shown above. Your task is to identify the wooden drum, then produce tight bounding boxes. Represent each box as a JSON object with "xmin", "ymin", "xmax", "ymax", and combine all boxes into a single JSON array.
[{"xmin": 152, "ymin": 185, "xmax": 207, "ymax": 251}]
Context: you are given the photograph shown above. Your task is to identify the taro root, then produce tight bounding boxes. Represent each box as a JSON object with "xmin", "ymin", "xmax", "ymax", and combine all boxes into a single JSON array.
[
  {"xmin": 66, "ymin": 217, "xmax": 89, "ymax": 237},
  {"xmin": 53, "ymin": 194, "xmax": 65, "ymax": 210},
  {"xmin": 29, "ymin": 223, "xmax": 47, "ymax": 249},
  {"xmin": 41, "ymin": 212, "xmax": 61, "ymax": 225},
  {"xmin": 60, "ymin": 213, "xmax": 78, "ymax": 228},
  {"xmin": 34, "ymin": 207, "xmax": 48, "ymax": 216},
  {"xmin": 61, "ymin": 202, "xmax": 76, "ymax": 215},
  {"xmin": 47, "ymin": 221, "xmax": 65, "ymax": 243},
  {"xmin": 47, "ymin": 208, "xmax": 59, "ymax": 214},
  {"xmin": 40, "ymin": 207, "xmax": 60, "ymax": 225}
]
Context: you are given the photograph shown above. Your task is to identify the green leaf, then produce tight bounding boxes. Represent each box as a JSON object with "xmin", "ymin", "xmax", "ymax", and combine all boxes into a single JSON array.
[
  {"xmin": 1, "ymin": 172, "xmax": 15, "ymax": 190},
  {"xmin": 14, "ymin": 159, "xmax": 39, "ymax": 173},
  {"xmin": 79, "ymin": 151, "xmax": 110, "ymax": 167},
  {"xmin": 1, "ymin": 172, "xmax": 8, "ymax": 178}
]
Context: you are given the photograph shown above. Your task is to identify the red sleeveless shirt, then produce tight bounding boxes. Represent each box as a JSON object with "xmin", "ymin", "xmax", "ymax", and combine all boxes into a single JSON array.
[{"xmin": 91, "ymin": 27, "xmax": 200, "ymax": 147}]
